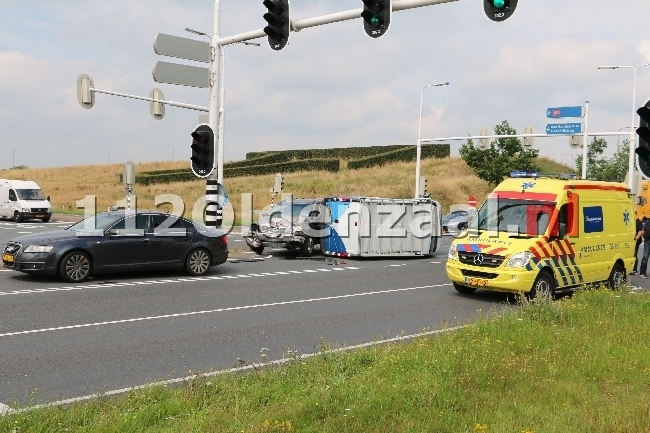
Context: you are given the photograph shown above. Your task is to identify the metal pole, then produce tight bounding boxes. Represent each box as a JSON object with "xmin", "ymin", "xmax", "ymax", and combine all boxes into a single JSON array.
[
  {"xmin": 12, "ymin": 150, "xmax": 15, "ymax": 169},
  {"xmin": 581, "ymin": 101, "xmax": 589, "ymax": 179},
  {"xmin": 415, "ymin": 88, "xmax": 424, "ymax": 198},
  {"xmin": 415, "ymin": 82, "xmax": 448, "ymax": 198},
  {"xmin": 629, "ymin": 67, "xmax": 638, "ymax": 194},
  {"xmin": 205, "ymin": 0, "xmax": 222, "ymax": 229},
  {"xmin": 218, "ymin": 44, "xmax": 226, "ymax": 183}
]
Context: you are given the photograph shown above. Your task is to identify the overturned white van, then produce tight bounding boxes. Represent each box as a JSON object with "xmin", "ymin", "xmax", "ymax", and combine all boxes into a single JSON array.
[
  {"xmin": 322, "ymin": 196, "xmax": 442, "ymax": 258},
  {"xmin": 0, "ymin": 180, "xmax": 52, "ymax": 222}
]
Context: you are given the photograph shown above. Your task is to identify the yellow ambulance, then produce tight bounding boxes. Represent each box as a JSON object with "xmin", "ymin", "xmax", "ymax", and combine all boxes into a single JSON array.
[{"xmin": 446, "ymin": 173, "xmax": 635, "ymax": 297}]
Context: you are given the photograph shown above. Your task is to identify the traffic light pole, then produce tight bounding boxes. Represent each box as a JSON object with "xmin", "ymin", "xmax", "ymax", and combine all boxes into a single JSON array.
[{"xmin": 205, "ymin": 0, "xmax": 223, "ymax": 229}]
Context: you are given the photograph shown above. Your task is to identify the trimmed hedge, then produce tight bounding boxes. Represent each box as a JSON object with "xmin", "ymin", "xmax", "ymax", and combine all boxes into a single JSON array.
[
  {"xmin": 132, "ymin": 158, "xmax": 339, "ymax": 185},
  {"xmin": 245, "ymin": 145, "xmax": 412, "ymax": 161},
  {"xmin": 347, "ymin": 144, "xmax": 450, "ymax": 170}
]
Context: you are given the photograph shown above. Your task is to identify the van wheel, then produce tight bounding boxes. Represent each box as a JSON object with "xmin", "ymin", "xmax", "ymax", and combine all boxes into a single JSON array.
[
  {"xmin": 528, "ymin": 270, "xmax": 555, "ymax": 300},
  {"xmin": 185, "ymin": 249, "xmax": 211, "ymax": 276},
  {"xmin": 453, "ymin": 282, "xmax": 476, "ymax": 294},
  {"xmin": 300, "ymin": 236, "xmax": 314, "ymax": 257},
  {"xmin": 13, "ymin": 212, "xmax": 22, "ymax": 223},
  {"xmin": 607, "ymin": 263, "xmax": 626, "ymax": 290},
  {"xmin": 59, "ymin": 251, "xmax": 92, "ymax": 283}
]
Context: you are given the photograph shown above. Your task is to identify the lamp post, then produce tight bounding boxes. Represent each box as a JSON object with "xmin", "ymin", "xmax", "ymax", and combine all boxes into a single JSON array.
[
  {"xmin": 415, "ymin": 81, "xmax": 449, "ymax": 198},
  {"xmin": 617, "ymin": 126, "xmax": 635, "ymax": 152},
  {"xmin": 598, "ymin": 63, "xmax": 650, "ymax": 194}
]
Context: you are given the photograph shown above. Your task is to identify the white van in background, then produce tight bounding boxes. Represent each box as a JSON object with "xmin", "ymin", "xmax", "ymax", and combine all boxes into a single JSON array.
[{"xmin": 0, "ymin": 180, "xmax": 52, "ymax": 222}]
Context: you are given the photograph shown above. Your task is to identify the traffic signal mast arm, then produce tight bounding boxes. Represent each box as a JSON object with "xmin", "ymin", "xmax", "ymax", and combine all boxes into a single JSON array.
[
  {"xmin": 419, "ymin": 131, "xmax": 631, "ymax": 144},
  {"xmin": 216, "ymin": 0, "xmax": 458, "ymax": 46},
  {"xmin": 89, "ymin": 87, "xmax": 209, "ymax": 112}
]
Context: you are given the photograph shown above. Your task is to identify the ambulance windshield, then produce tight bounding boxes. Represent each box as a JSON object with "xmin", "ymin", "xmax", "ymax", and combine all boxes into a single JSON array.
[{"xmin": 475, "ymin": 198, "xmax": 556, "ymax": 237}]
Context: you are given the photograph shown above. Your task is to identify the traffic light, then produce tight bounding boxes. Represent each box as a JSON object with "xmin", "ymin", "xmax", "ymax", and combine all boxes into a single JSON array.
[
  {"xmin": 361, "ymin": 0, "xmax": 391, "ymax": 38},
  {"xmin": 636, "ymin": 100, "xmax": 650, "ymax": 178},
  {"xmin": 418, "ymin": 176, "xmax": 428, "ymax": 197},
  {"xmin": 263, "ymin": 0, "xmax": 290, "ymax": 51},
  {"xmin": 272, "ymin": 173, "xmax": 284, "ymax": 193},
  {"xmin": 190, "ymin": 124, "xmax": 214, "ymax": 178},
  {"xmin": 483, "ymin": 0, "xmax": 518, "ymax": 22}
]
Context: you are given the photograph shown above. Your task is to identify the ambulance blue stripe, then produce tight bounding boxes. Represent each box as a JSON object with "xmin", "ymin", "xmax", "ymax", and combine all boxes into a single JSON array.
[{"xmin": 551, "ymin": 257, "xmax": 568, "ymax": 286}]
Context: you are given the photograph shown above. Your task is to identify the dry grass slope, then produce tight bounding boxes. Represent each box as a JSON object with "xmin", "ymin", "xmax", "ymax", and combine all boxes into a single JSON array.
[{"xmin": 0, "ymin": 157, "xmax": 566, "ymax": 217}]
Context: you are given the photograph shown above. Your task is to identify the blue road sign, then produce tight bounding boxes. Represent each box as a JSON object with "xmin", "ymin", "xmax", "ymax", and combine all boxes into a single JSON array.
[
  {"xmin": 546, "ymin": 123, "xmax": 583, "ymax": 135},
  {"xmin": 547, "ymin": 106, "xmax": 583, "ymax": 118}
]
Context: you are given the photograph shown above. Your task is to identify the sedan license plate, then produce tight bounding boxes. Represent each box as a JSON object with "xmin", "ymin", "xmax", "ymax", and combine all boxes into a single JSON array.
[
  {"xmin": 464, "ymin": 276, "xmax": 488, "ymax": 287},
  {"xmin": 2, "ymin": 253, "xmax": 15, "ymax": 263}
]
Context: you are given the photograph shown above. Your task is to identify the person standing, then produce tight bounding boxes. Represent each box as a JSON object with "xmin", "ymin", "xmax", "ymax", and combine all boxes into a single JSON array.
[
  {"xmin": 633, "ymin": 215, "xmax": 644, "ymax": 275},
  {"xmin": 639, "ymin": 217, "xmax": 650, "ymax": 278}
]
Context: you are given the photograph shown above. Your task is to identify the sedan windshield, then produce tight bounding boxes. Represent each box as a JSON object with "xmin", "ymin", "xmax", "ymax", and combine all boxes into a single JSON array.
[
  {"xmin": 16, "ymin": 189, "xmax": 46, "ymax": 200},
  {"xmin": 66, "ymin": 213, "xmax": 124, "ymax": 232},
  {"xmin": 475, "ymin": 198, "xmax": 556, "ymax": 237}
]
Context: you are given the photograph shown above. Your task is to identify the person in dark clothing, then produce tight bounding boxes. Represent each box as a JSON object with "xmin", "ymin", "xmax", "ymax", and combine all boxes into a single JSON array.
[
  {"xmin": 639, "ymin": 217, "xmax": 650, "ymax": 278},
  {"xmin": 633, "ymin": 215, "xmax": 644, "ymax": 275}
]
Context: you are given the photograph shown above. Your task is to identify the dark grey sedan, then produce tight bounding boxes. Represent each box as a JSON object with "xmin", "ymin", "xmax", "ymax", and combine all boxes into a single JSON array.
[{"xmin": 1, "ymin": 211, "xmax": 228, "ymax": 282}]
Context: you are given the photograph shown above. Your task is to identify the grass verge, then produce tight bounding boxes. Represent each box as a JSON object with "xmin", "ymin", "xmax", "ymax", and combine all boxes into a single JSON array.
[{"xmin": 2, "ymin": 287, "xmax": 649, "ymax": 432}]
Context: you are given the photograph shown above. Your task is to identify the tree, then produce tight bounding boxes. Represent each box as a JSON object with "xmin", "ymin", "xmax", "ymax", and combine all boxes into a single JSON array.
[
  {"xmin": 459, "ymin": 120, "xmax": 539, "ymax": 185},
  {"xmin": 575, "ymin": 138, "xmax": 628, "ymax": 182}
]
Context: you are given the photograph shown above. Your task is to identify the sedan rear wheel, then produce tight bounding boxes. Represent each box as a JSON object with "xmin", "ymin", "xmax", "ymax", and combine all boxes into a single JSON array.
[
  {"xmin": 59, "ymin": 251, "xmax": 91, "ymax": 283},
  {"xmin": 186, "ymin": 248, "xmax": 211, "ymax": 276}
]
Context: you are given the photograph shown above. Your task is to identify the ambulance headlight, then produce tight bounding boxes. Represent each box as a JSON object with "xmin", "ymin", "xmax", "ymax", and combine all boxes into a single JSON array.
[
  {"xmin": 448, "ymin": 244, "xmax": 458, "ymax": 261},
  {"xmin": 506, "ymin": 251, "xmax": 533, "ymax": 268}
]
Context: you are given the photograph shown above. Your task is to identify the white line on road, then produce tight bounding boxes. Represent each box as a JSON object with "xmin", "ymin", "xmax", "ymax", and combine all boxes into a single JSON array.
[
  {"xmin": 4, "ymin": 321, "xmax": 465, "ymax": 415},
  {"xmin": 430, "ymin": 261, "xmax": 443, "ymax": 264},
  {"xmin": 0, "ymin": 283, "xmax": 451, "ymax": 338},
  {"xmin": 0, "ymin": 267, "xmax": 361, "ymax": 297}
]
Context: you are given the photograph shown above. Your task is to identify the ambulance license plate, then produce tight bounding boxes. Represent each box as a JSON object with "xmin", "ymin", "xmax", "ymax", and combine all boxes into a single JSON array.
[
  {"xmin": 2, "ymin": 253, "xmax": 14, "ymax": 263},
  {"xmin": 464, "ymin": 277, "xmax": 488, "ymax": 287}
]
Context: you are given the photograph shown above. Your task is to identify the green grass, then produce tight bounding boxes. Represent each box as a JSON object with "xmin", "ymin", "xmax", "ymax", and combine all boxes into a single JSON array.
[{"xmin": 3, "ymin": 288, "xmax": 650, "ymax": 432}]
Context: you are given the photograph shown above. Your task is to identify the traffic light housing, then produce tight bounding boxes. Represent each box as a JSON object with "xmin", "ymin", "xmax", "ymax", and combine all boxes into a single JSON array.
[
  {"xmin": 190, "ymin": 124, "xmax": 214, "ymax": 178},
  {"xmin": 272, "ymin": 173, "xmax": 284, "ymax": 193},
  {"xmin": 263, "ymin": 0, "xmax": 290, "ymax": 51},
  {"xmin": 361, "ymin": 0, "xmax": 391, "ymax": 38},
  {"xmin": 483, "ymin": 0, "xmax": 518, "ymax": 22},
  {"xmin": 636, "ymin": 100, "xmax": 650, "ymax": 178}
]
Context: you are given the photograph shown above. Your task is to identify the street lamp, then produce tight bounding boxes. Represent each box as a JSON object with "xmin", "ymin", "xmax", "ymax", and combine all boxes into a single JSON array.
[
  {"xmin": 617, "ymin": 126, "xmax": 636, "ymax": 152},
  {"xmin": 598, "ymin": 63, "xmax": 650, "ymax": 194},
  {"xmin": 415, "ymin": 81, "xmax": 449, "ymax": 198}
]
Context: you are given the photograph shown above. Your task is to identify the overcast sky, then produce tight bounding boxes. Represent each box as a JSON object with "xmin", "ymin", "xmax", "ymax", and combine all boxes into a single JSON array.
[{"xmin": 1, "ymin": 0, "xmax": 650, "ymax": 169}]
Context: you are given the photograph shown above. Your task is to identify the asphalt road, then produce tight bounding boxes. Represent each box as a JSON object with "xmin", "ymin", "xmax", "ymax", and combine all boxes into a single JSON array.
[{"xmin": 1, "ymin": 218, "xmax": 649, "ymax": 408}]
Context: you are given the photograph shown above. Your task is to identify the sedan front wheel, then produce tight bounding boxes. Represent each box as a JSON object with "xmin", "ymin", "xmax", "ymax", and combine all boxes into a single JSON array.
[
  {"xmin": 59, "ymin": 251, "xmax": 92, "ymax": 283},
  {"xmin": 185, "ymin": 248, "xmax": 211, "ymax": 276}
]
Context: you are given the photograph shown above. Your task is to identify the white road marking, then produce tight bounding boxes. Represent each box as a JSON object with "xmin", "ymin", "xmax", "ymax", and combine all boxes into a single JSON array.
[
  {"xmin": 17, "ymin": 232, "xmax": 32, "ymax": 234},
  {"xmin": 0, "ymin": 267, "xmax": 362, "ymax": 297},
  {"xmin": 316, "ymin": 268, "xmax": 331, "ymax": 272},
  {"xmin": 430, "ymin": 261, "xmax": 442, "ymax": 264},
  {"xmin": 8, "ymin": 320, "xmax": 465, "ymax": 415},
  {"xmin": 0, "ymin": 283, "xmax": 452, "ymax": 338}
]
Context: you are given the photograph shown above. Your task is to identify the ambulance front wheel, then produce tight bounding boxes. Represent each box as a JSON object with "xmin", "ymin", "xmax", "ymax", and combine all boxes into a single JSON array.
[
  {"xmin": 453, "ymin": 282, "xmax": 476, "ymax": 294},
  {"xmin": 528, "ymin": 270, "xmax": 555, "ymax": 300},
  {"xmin": 607, "ymin": 262, "xmax": 626, "ymax": 290}
]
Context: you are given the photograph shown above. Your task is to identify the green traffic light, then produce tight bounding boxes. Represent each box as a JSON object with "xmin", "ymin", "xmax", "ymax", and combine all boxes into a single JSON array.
[
  {"xmin": 492, "ymin": 0, "xmax": 506, "ymax": 9},
  {"xmin": 370, "ymin": 15, "xmax": 380, "ymax": 26}
]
